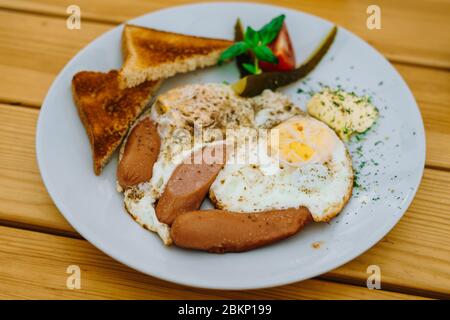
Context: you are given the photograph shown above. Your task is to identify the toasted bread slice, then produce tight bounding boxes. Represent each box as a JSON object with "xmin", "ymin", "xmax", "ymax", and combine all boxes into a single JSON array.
[
  {"xmin": 72, "ymin": 70, "xmax": 162, "ymax": 175},
  {"xmin": 120, "ymin": 24, "xmax": 233, "ymax": 87}
]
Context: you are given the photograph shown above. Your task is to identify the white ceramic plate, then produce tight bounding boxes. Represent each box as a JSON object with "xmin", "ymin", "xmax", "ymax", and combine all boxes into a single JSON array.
[{"xmin": 36, "ymin": 2, "xmax": 425, "ymax": 290}]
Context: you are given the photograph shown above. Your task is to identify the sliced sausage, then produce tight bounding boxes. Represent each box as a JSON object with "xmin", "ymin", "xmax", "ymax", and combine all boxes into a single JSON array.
[
  {"xmin": 156, "ymin": 143, "xmax": 226, "ymax": 226},
  {"xmin": 170, "ymin": 207, "xmax": 313, "ymax": 253},
  {"xmin": 117, "ymin": 117, "xmax": 160, "ymax": 189}
]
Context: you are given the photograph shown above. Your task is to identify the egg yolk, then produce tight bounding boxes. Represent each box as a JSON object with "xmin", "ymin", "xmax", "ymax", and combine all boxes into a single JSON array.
[
  {"xmin": 288, "ymin": 141, "xmax": 315, "ymax": 161},
  {"xmin": 270, "ymin": 117, "xmax": 337, "ymax": 167}
]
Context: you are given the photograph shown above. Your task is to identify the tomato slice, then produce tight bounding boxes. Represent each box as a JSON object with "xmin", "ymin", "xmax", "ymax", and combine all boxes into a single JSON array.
[{"xmin": 259, "ymin": 23, "xmax": 296, "ymax": 72}]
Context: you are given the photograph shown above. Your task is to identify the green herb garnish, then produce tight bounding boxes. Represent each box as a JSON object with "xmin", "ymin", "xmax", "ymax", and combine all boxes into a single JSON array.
[
  {"xmin": 219, "ymin": 15, "xmax": 285, "ymax": 74},
  {"xmin": 353, "ymin": 176, "xmax": 361, "ymax": 189}
]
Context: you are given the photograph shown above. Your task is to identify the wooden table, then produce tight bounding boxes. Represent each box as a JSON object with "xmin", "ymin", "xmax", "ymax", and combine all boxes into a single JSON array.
[{"xmin": 0, "ymin": 0, "xmax": 449, "ymax": 300}]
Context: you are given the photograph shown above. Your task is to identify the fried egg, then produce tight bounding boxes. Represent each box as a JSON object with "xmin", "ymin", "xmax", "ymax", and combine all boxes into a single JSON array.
[
  {"xmin": 210, "ymin": 115, "xmax": 353, "ymax": 222},
  {"xmin": 122, "ymin": 84, "xmax": 302, "ymax": 243}
]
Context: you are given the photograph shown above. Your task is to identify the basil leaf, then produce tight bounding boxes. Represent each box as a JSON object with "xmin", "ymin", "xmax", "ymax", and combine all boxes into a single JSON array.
[
  {"xmin": 244, "ymin": 26, "xmax": 260, "ymax": 47},
  {"xmin": 242, "ymin": 63, "xmax": 258, "ymax": 74},
  {"xmin": 253, "ymin": 45, "xmax": 278, "ymax": 63},
  {"xmin": 218, "ymin": 42, "xmax": 249, "ymax": 63},
  {"xmin": 259, "ymin": 14, "xmax": 285, "ymax": 45}
]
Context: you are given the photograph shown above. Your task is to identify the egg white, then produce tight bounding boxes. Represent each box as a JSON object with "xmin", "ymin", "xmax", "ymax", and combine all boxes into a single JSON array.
[{"xmin": 210, "ymin": 115, "xmax": 353, "ymax": 222}]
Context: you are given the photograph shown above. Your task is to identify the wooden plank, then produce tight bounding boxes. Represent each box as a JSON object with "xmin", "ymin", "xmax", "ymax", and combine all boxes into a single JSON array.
[
  {"xmin": 0, "ymin": 225, "xmax": 427, "ymax": 299},
  {"xmin": 0, "ymin": 10, "xmax": 449, "ymax": 168},
  {"xmin": 0, "ymin": 104, "xmax": 76, "ymax": 235},
  {"xmin": 1, "ymin": 8, "xmax": 450, "ymax": 108},
  {"xmin": 0, "ymin": 10, "xmax": 111, "ymax": 106},
  {"xmin": 327, "ymin": 167, "xmax": 450, "ymax": 298},
  {"xmin": 0, "ymin": 103, "xmax": 449, "ymax": 297},
  {"xmin": 1, "ymin": 0, "xmax": 449, "ymax": 68},
  {"xmin": 394, "ymin": 64, "xmax": 450, "ymax": 169}
]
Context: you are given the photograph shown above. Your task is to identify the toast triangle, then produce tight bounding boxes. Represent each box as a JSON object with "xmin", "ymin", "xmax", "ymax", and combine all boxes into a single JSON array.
[
  {"xmin": 120, "ymin": 24, "xmax": 233, "ymax": 87},
  {"xmin": 72, "ymin": 70, "xmax": 161, "ymax": 175}
]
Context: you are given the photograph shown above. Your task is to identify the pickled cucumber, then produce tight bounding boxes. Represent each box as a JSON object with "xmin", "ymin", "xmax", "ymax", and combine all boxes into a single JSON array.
[{"xmin": 232, "ymin": 25, "xmax": 338, "ymax": 97}]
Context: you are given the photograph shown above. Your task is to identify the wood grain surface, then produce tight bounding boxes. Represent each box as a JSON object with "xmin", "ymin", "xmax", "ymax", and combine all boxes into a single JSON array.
[
  {"xmin": 0, "ymin": 225, "xmax": 430, "ymax": 300},
  {"xmin": 0, "ymin": 102, "xmax": 449, "ymax": 298},
  {"xmin": 1, "ymin": 0, "xmax": 449, "ymax": 68},
  {"xmin": 0, "ymin": 11, "xmax": 448, "ymax": 169},
  {"xmin": 0, "ymin": 0, "xmax": 448, "ymax": 299}
]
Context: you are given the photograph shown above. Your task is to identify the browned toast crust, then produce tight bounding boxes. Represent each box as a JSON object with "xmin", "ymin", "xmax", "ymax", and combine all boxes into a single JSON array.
[
  {"xmin": 72, "ymin": 70, "xmax": 161, "ymax": 175},
  {"xmin": 120, "ymin": 25, "xmax": 233, "ymax": 87},
  {"xmin": 123, "ymin": 24, "xmax": 234, "ymax": 66}
]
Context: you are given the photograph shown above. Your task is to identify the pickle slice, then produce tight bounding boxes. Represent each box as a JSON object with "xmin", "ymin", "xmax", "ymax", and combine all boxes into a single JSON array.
[{"xmin": 232, "ymin": 25, "xmax": 338, "ymax": 97}]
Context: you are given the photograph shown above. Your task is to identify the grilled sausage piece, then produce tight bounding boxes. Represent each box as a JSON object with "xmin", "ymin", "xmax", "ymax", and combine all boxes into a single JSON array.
[
  {"xmin": 156, "ymin": 143, "xmax": 226, "ymax": 225},
  {"xmin": 171, "ymin": 208, "xmax": 313, "ymax": 253},
  {"xmin": 117, "ymin": 117, "xmax": 160, "ymax": 189}
]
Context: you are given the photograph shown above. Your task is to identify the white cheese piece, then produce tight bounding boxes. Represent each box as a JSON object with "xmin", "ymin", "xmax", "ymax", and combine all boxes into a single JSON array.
[{"xmin": 307, "ymin": 88, "xmax": 378, "ymax": 140}]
